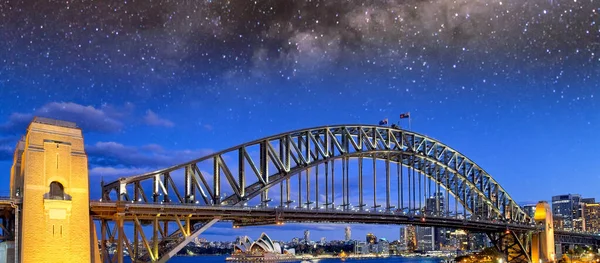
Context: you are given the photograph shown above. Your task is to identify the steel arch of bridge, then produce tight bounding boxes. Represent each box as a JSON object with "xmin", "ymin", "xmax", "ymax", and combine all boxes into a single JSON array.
[{"xmin": 102, "ymin": 125, "xmax": 528, "ymax": 223}]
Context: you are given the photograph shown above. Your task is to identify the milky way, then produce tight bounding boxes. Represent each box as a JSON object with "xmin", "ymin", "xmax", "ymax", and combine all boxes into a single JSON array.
[
  {"xmin": 1, "ymin": 0, "xmax": 598, "ymax": 100},
  {"xmin": 0, "ymin": 0, "xmax": 599, "ymax": 241}
]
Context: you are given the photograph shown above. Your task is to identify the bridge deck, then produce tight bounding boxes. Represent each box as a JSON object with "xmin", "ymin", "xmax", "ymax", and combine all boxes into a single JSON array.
[
  {"xmin": 0, "ymin": 198, "xmax": 18, "ymax": 209},
  {"xmin": 90, "ymin": 201, "xmax": 534, "ymax": 233}
]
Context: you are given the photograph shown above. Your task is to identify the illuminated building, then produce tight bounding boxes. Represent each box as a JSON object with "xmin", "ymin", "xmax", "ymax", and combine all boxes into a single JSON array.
[
  {"xmin": 345, "ymin": 226, "xmax": 351, "ymax": 241},
  {"xmin": 416, "ymin": 226, "xmax": 434, "ymax": 251},
  {"xmin": 231, "ymin": 233, "xmax": 295, "ymax": 261},
  {"xmin": 366, "ymin": 233, "xmax": 378, "ymax": 244},
  {"xmin": 553, "ymin": 215, "xmax": 565, "ymax": 231},
  {"xmin": 552, "ymin": 194, "xmax": 581, "ymax": 231},
  {"xmin": 425, "ymin": 193, "xmax": 445, "ymax": 215},
  {"xmin": 304, "ymin": 230, "xmax": 310, "ymax": 243},
  {"xmin": 582, "ymin": 198, "xmax": 596, "ymax": 204},
  {"xmin": 449, "ymin": 230, "xmax": 469, "ymax": 251},
  {"xmin": 584, "ymin": 203, "xmax": 600, "ymax": 234},
  {"xmin": 404, "ymin": 225, "xmax": 417, "ymax": 251}
]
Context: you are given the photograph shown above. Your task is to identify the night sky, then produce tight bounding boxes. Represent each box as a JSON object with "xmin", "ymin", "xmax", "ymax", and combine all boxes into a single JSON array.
[{"xmin": 0, "ymin": 0, "xmax": 599, "ymax": 241}]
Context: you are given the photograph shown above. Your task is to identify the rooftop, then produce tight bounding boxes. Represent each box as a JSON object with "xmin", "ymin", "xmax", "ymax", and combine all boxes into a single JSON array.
[{"xmin": 32, "ymin": 117, "xmax": 78, "ymax": 129}]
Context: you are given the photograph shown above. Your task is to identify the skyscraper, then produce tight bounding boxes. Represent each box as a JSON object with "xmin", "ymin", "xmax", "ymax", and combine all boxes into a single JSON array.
[
  {"xmin": 425, "ymin": 192, "xmax": 445, "ymax": 215},
  {"xmin": 424, "ymin": 192, "xmax": 449, "ymax": 250},
  {"xmin": 552, "ymin": 194, "xmax": 581, "ymax": 231},
  {"xmin": 404, "ymin": 225, "xmax": 417, "ymax": 251},
  {"xmin": 344, "ymin": 226, "xmax": 351, "ymax": 241},
  {"xmin": 416, "ymin": 226, "xmax": 434, "ymax": 251},
  {"xmin": 584, "ymin": 203, "xmax": 600, "ymax": 234},
  {"xmin": 366, "ymin": 233, "xmax": 378, "ymax": 244},
  {"xmin": 304, "ymin": 230, "xmax": 310, "ymax": 243}
]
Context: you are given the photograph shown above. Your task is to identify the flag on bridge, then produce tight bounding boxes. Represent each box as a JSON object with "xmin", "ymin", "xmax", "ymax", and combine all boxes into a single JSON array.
[
  {"xmin": 399, "ymin": 112, "xmax": 410, "ymax": 119},
  {"xmin": 379, "ymin": 118, "xmax": 389, "ymax": 125}
]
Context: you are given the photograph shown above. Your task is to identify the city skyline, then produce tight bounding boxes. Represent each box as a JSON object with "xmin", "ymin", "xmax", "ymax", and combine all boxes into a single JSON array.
[{"xmin": 1, "ymin": 0, "xmax": 599, "ymax": 242}]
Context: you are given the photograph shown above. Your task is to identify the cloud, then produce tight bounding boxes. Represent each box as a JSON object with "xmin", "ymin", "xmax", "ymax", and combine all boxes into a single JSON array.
[
  {"xmin": 0, "ymin": 102, "xmax": 129, "ymax": 134},
  {"xmin": 89, "ymin": 166, "xmax": 151, "ymax": 178},
  {"xmin": 86, "ymin": 141, "xmax": 214, "ymax": 173},
  {"xmin": 0, "ymin": 113, "xmax": 37, "ymax": 134},
  {"xmin": 0, "ymin": 145, "xmax": 13, "ymax": 161},
  {"xmin": 143, "ymin": 110, "xmax": 174, "ymax": 127}
]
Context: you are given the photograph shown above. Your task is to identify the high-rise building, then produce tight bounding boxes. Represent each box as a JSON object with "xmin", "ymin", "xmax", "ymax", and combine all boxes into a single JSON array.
[
  {"xmin": 345, "ymin": 226, "xmax": 351, "ymax": 241},
  {"xmin": 425, "ymin": 192, "xmax": 445, "ymax": 215},
  {"xmin": 404, "ymin": 225, "xmax": 417, "ymax": 251},
  {"xmin": 552, "ymin": 194, "xmax": 581, "ymax": 231},
  {"xmin": 355, "ymin": 241, "xmax": 369, "ymax": 254},
  {"xmin": 304, "ymin": 230, "xmax": 310, "ymax": 243},
  {"xmin": 416, "ymin": 226, "xmax": 434, "ymax": 251},
  {"xmin": 449, "ymin": 229, "xmax": 468, "ymax": 251},
  {"xmin": 582, "ymin": 198, "xmax": 596, "ymax": 204},
  {"xmin": 423, "ymin": 193, "xmax": 452, "ymax": 250},
  {"xmin": 398, "ymin": 226, "xmax": 406, "ymax": 249},
  {"xmin": 366, "ymin": 233, "xmax": 378, "ymax": 244},
  {"xmin": 584, "ymin": 203, "xmax": 600, "ymax": 234}
]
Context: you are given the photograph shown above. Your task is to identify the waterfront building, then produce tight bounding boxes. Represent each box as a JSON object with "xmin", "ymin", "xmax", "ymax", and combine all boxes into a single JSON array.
[
  {"xmin": 404, "ymin": 225, "xmax": 417, "ymax": 251},
  {"xmin": 468, "ymin": 233, "xmax": 488, "ymax": 251},
  {"xmin": 355, "ymin": 241, "xmax": 369, "ymax": 254},
  {"xmin": 345, "ymin": 226, "xmax": 351, "ymax": 241},
  {"xmin": 230, "ymin": 233, "xmax": 295, "ymax": 261},
  {"xmin": 374, "ymin": 239, "xmax": 390, "ymax": 255},
  {"xmin": 425, "ymin": 192, "xmax": 445, "ymax": 215},
  {"xmin": 416, "ymin": 226, "xmax": 434, "ymax": 251},
  {"xmin": 304, "ymin": 230, "xmax": 310, "ymax": 244},
  {"xmin": 584, "ymin": 203, "xmax": 600, "ymax": 234},
  {"xmin": 582, "ymin": 198, "xmax": 596, "ymax": 204},
  {"xmin": 435, "ymin": 228, "xmax": 453, "ymax": 251},
  {"xmin": 449, "ymin": 229, "xmax": 468, "ymax": 251},
  {"xmin": 552, "ymin": 194, "xmax": 581, "ymax": 231},
  {"xmin": 366, "ymin": 233, "xmax": 378, "ymax": 244}
]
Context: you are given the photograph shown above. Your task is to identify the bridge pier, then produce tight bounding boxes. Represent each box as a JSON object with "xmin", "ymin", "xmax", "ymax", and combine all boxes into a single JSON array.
[
  {"xmin": 8, "ymin": 118, "xmax": 100, "ymax": 263},
  {"xmin": 531, "ymin": 201, "xmax": 555, "ymax": 263}
]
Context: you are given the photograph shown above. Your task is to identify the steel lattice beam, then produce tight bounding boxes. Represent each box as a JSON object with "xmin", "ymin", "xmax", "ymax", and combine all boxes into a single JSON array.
[{"xmin": 101, "ymin": 125, "xmax": 528, "ymax": 223}]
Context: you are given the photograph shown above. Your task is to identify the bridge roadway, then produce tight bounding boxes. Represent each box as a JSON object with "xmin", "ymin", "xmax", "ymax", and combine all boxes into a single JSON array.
[
  {"xmin": 90, "ymin": 201, "xmax": 534, "ymax": 232},
  {"xmin": 89, "ymin": 201, "xmax": 600, "ymax": 245}
]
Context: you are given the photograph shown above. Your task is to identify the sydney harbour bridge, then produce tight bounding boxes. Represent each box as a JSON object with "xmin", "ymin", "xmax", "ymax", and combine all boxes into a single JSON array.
[{"xmin": 0, "ymin": 118, "xmax": 598, "ymax": 263}]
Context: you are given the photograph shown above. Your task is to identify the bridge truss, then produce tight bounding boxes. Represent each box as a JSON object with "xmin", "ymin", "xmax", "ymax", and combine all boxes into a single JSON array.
[{"xmin": 98, "ymin": 125, "xmax": 534, "ymax": 262}]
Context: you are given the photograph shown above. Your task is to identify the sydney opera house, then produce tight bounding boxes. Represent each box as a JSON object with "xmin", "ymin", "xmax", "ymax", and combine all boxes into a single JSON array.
[{"xmin": 227, "ymin": 233, "xmax": 296, "ymax": 262}]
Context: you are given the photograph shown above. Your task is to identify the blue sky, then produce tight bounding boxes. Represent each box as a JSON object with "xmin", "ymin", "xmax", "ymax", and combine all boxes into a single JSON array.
[{"xmin": 0, "ymin": 0, "xmax": 599, "ymax": 241}]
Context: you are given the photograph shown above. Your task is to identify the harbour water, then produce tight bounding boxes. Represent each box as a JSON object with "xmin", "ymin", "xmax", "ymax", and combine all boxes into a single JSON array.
[{"xmin": 125, "ymin": 255, "xmax": 444, "ymax": 263}]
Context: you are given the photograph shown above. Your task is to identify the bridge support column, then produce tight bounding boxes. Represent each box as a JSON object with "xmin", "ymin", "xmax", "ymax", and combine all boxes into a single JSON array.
[
  {"xmin": 11, "ymin": 118, "xmax": 97, "ymax": 263},
  {"xmin": 531, "ymin": 201, "xmax": 555, "ymax": 263},
  {"xmin": 488, "ymin": 230, "xmax": 531, "ymax": 263}
]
